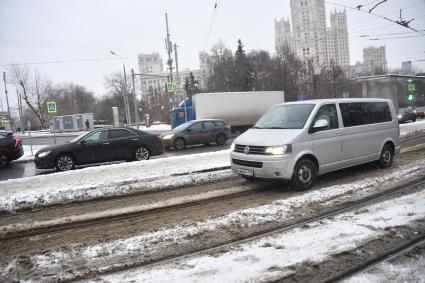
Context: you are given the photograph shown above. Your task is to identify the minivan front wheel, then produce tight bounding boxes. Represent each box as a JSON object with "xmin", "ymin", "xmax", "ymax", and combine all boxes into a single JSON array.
[
  {"xmin": 291, "ymin": 158, "xmax": 317, "ymax": 191},
  {"xmin": 378, "ymin": 144, "xmax": 393, "ymax": 169}
]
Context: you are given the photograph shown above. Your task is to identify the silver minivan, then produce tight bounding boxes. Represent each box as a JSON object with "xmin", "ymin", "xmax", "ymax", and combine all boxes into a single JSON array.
[{"xmin": 230, "ymin": 98, "xmax": 400, "ymax": 190}]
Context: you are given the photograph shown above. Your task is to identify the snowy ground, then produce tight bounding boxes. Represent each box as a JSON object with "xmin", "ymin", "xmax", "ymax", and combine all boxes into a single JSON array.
[
  {"xmin": 18, "ymin": 145, "xmax": 47, "ymax": 161},
  {"xmin": 0, "ymin": 150, "xmax": 231, "ymax": 212},
  {"xmin": 400, "ymin": 118, "xmax": 425, "ymax": 137},
  {"xmin": 92, "ymin": 188, "xmax": 425, "ymax": 283},
  {"xmin": 2, "ymin": 159, "xmax": 424, "ymax": 282}
]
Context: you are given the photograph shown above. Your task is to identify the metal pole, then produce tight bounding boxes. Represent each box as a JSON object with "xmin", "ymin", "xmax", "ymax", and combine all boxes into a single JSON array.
[
  {"xmin": 122, "ymin": 64, "xmax": 131, "ymax": 125},
  {"xmin": 2, "ymin": 72, "xmax": 11, "ymax": 126},
  {"xmin": 174, "ymin": 43, "xmax": 182, "ymax": 102},
  {"xmin": 110, "ymin": 51, "xmax": 131, "ymax": 126},
  {"xmin": 17, "ymin": 90, "xmax": 24, "ymax": 134},
  {"xmin": 131, "ymin": 69, "xmax": 139, "ymax": 128}
]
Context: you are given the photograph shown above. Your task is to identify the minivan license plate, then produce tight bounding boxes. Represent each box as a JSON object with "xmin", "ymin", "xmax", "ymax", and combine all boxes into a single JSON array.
[{"xmin": 233, "ymin": 167, "xmax": 254, "ymax": 176}]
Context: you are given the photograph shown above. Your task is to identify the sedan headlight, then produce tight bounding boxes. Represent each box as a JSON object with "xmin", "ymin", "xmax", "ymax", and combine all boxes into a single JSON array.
[
  {"xmin": 230, "ymin": 142, "xmax": 235, "ymax": 151},
  {"xmin": 398, "ymin": 115, "xmax": 402, "ymax": 119},
  {"xmin": 162, "ymin": 134, "xmax": 174, "ymax": 140},
  {"xmin": 265, "ymin": 145, "xmax": 291, "ymax": 155},
  {"xmin": 37, "ymin": 150, "xmax": 51, "ymax": 158}
]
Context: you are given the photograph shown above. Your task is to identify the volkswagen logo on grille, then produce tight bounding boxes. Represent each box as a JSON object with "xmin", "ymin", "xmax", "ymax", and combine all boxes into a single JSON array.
[{"xmin": 243, "ymin": 146, "xmax": 250, "ymax": 154}]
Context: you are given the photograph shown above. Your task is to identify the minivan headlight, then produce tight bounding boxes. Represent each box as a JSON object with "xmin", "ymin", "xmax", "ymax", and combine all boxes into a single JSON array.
[
  {"xmin": 265, "ymin": 145, "xmax": 291, "ymax": 155},
  {"xmin": 230, "ymin": 142, "xmax": 235, "ymax": 151},
  {"xmin": 37, "ymin": 150, "xmax": 51, "ymax": 158}
]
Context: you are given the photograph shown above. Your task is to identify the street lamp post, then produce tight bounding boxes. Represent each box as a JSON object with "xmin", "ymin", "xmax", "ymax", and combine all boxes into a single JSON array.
[{"xmin": 110, "ymin": 51, "xmax": 131, "ymax": 125}]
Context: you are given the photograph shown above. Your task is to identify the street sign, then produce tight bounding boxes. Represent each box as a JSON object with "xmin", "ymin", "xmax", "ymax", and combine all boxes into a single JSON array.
[
  {"xmin": 166, "ymin": 82, "xmax": 174, "ymax": 93},
  {"xmin": 408, "ymin": 84, "xmax": 416, "ymax": 92},
  {"xmin": 47, "ymin": 101, "xmax": 57, "ymax": 113}
]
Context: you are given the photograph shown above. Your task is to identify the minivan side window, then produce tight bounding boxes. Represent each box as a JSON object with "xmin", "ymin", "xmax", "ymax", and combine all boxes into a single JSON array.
[
  {"xmin": 312, "ymin": 104, "xmax": 338, "ymax": 132},
  {"xmin": 340, "ymin": 102, "xmax": 391, "ymax": 127}
]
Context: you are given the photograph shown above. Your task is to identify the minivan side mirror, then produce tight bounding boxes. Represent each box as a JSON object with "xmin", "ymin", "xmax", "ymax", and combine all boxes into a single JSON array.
[{"xmin": 309, "ymin": 119, "xmax": 329, "ymax": 133}]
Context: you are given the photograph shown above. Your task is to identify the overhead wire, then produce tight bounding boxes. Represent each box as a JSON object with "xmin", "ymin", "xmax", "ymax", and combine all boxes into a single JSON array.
[{"xmin": 203, "ymin": 0, "xmax": 222, "ymax": 51}]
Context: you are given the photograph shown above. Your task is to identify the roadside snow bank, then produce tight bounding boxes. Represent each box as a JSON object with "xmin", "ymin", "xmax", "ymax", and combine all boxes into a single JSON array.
[
  {"xmin": 0, "ymin": 150, "xmax": 231, "ymax": 213},
  {"xmin": 400, "ymin": 119, "xmax": 425, "ymax": 137}
]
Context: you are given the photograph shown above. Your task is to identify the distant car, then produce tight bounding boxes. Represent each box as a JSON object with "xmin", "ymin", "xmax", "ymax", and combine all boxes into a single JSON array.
[
  {"xmin": 34, "ymin": 127, "xmax": 163, "ymax": 171},
  {"xmin": 415, "ymin": 106, "xmax": 425, "ymax": 119},
  {"xmin": 398, "ymin": 107, "xmax": 416, "ymax": 123},
  {"xmin": 162, "ymin": 119, "xmax": 231, "ymax": 150},
  {"xmin": 0, "ymin": 131, "xmax": 24, "ymax": 168}
]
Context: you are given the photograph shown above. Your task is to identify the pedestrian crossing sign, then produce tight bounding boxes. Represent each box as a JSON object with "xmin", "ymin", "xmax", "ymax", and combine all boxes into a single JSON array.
[
  {"xmin": 166, "ymin": 82, "xmax": 174, "ymax": 93},
  {"xmin": 47, "ymin": 101, "xmax": 57, "ymax": 113}
]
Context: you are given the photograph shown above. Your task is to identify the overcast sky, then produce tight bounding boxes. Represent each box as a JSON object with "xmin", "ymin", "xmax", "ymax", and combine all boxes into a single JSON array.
[{"xmin": 1, "ymin": 0, "xmax": 424, "ymax": 109}]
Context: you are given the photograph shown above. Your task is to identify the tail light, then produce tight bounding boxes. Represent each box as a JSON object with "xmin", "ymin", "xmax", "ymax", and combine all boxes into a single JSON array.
[
  {"xmin": 11, "ymin": 136, "xmax": 21, "ymax": 148},
  {"xmin": 224, "ymin": 125, "xmax": 231, "ymax": 131}
]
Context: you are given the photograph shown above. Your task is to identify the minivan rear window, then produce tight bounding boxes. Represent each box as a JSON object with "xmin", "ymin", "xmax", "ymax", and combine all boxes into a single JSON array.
[
  {"xmin": 339, "ymin": 102, "xmax": 392, "ymax": 127},
  {"xmin": 254, "ymin": 104, "xmax": 315, "ymax": 129}
]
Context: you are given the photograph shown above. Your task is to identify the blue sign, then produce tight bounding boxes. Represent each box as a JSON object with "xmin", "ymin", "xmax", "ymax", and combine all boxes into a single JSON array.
[{"xmin": 47, "ymin": 101, "xmax": 57, "ymax": 113}]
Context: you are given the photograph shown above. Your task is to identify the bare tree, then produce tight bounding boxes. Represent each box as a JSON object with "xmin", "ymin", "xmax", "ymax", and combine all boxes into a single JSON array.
[{"xmin": 9, "ymin": 64, "xmax": 50, "ymax": 128}]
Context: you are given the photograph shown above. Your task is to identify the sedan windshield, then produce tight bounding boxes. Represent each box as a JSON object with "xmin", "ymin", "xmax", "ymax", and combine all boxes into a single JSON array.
[
  {"xmin": 173, "ymin": 122, "xmax": 192, "ymax": 131},
  {"xmin": 69, "ymin": 132, "xmax": 89, "ymax": 143},
  {"xmin": 254, "ymin": 104, "xmax": 315, "ymax": 129}
]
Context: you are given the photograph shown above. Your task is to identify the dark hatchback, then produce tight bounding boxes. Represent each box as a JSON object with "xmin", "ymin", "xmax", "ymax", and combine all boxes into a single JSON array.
[
  {"xmin": 0, "ymin": 131, "xmax": 24, "ymax": 168},
  {"xmin": 162, "ymin": 119, "xmax": 231, "ymax": 150},
  {"xmin": 397, "ymin": 107, "xmax": 417, "ymax": 123},
  {"xmin": 35, "ymin": 127, "xmax": 163, "ymax": 171}
]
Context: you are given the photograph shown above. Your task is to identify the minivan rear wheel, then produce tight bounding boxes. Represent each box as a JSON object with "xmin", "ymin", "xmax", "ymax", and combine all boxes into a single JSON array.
[
  {"xmin": 378, "ymin": 144, "xmax": 394, "ymax": 169},
  {"xmin": 291, "ymin": 158, "xmax": 317, "ymax": 191}
]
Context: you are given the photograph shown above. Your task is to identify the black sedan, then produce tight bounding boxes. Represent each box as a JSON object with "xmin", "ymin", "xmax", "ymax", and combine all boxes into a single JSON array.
[
  {"xmin": 35, "ymin": 127, "xmax": 163, "ymax": 171},
  {"xmin": 0, "ymin": 131, "xmax": 24, "ymax": 169}
]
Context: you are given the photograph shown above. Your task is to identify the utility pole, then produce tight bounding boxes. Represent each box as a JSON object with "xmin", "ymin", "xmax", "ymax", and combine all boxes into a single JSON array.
[
  {"xmin": 165, "ymin": 13, "xmax": 174, "ymax": 84},
  {"xmin": 2, "ymin": 72, "xmax": 11, "ymax": 124},
  {"xmin": 131, "ymin": 68, "xmax": 139, "ymax": 128},
  {"xmin": 174, "ymin": 43, "xmax": 181, "ymax": 102},
  {"xmin": 165, "ymin": 13, "xmax": 177, "ymax": 112},
  {"xmin": 174, "ymin": 43, "xmax": 187, "ymax": 122}
]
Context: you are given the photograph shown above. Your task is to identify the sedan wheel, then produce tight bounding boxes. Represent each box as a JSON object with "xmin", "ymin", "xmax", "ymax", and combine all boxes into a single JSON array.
[
  {"xmin": 135, "ymin": 146, "xmax": 150, "ymax": 161},
  {"xmin": 56, "ymin": 154, "xmax": 75, "ymax": 171},
  {"xmin": 174, "ymin": 138, "xmax": 186, "ymax": 150},
  {"xmin": 0, "ymin": 152, "xmax": 9, "ymax": 169},
  {"xmin": 216, "ymin": 134, "xmax": 227, "ymax": 146}
]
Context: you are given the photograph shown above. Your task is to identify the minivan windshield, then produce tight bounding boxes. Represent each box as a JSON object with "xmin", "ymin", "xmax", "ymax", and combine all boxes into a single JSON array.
[{"xmin": 254, "ymin": 104, "xmax": 315, "ymax": 129}]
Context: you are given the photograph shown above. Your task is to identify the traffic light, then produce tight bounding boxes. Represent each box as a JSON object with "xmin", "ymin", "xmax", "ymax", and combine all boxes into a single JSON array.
[{"xmin": 407, "ymin": 93, "xmax": 414, "ymax": 101}]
